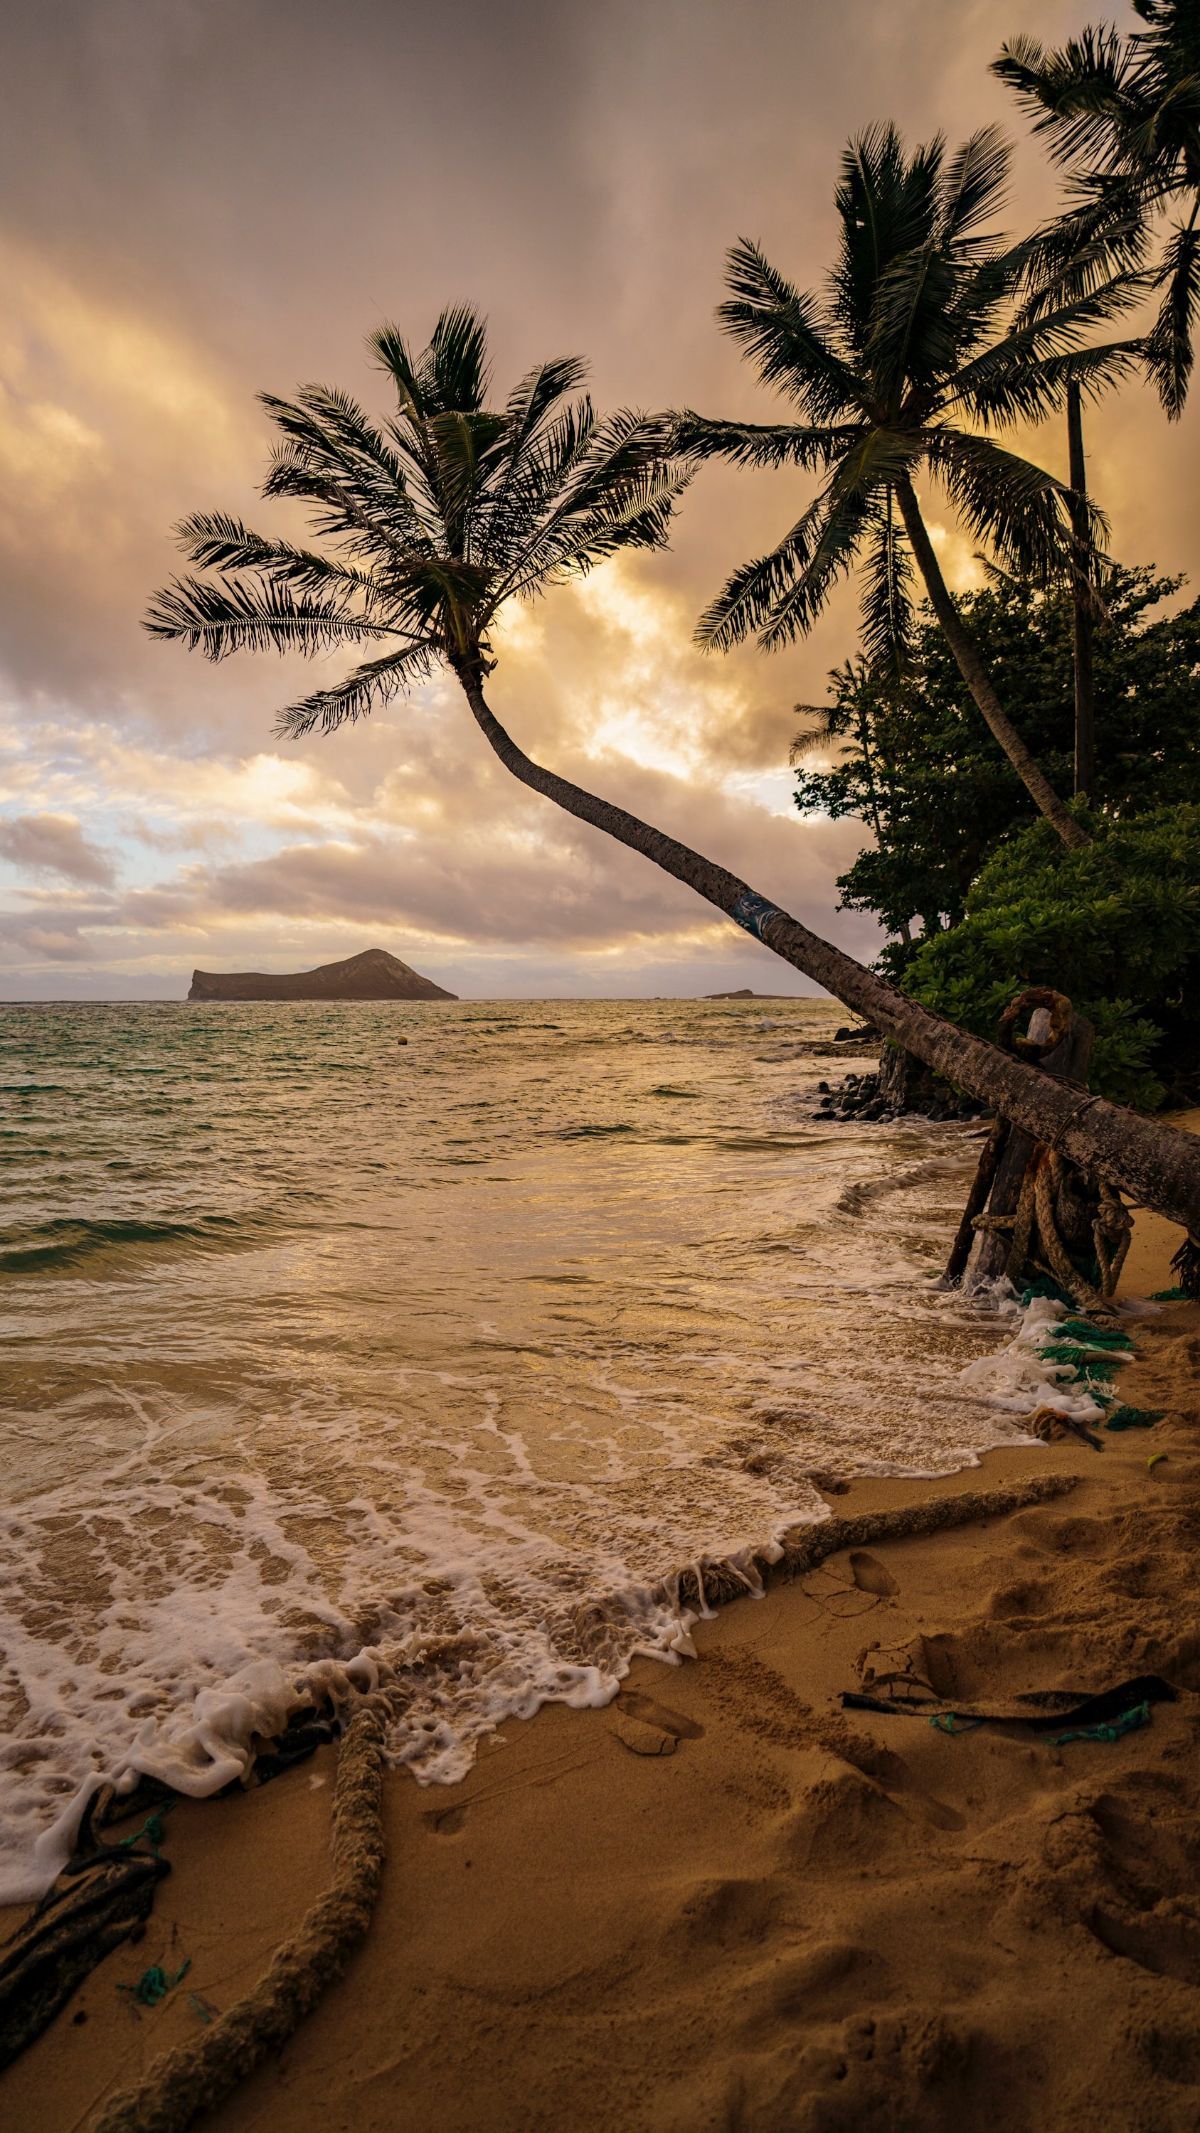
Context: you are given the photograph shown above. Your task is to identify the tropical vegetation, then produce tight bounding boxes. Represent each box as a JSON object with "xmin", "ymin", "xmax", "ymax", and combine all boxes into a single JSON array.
[
  {"xmin": 905, "ymin": 804, "xmax": 1200, "ymax": 1110},
  {"xmin": 792, "ymin": 565, "xmax": 1200, "ymax": 971},
  {"xmin": 995, "ymin": 0, "xmax": 1200, "ymax": 417},
  {"xmin": 675, "ymin": 122, "xmax": 1145, "ymax": 848}
]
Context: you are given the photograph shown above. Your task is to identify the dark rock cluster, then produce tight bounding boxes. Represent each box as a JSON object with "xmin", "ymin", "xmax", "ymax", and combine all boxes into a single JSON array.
[{"xmin": 814, "ymin": 1040, "xmax": 986, "ymax": 1124}]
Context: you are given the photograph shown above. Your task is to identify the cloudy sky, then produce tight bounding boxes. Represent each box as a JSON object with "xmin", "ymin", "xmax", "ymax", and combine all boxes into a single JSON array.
[{"xmin": 2, "ymin": 0, "xmax": 1196, "ymax": 999}]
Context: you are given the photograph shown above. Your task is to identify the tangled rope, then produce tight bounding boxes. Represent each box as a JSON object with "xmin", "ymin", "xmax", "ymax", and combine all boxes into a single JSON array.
[
  {"xmin": 92, "ymin": 1700, "xmax": 388, "ymax": 2133},
  {"xmin": 995, "ymin": 985, "xmax": 1074, "ymax": 1062},
  {"xmin": 972, "ymin": 1145, "xmax": 1132, "ymax": 1318}
]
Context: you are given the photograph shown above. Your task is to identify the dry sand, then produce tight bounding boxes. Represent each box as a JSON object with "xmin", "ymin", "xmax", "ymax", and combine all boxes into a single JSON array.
[{"xmin": 3, "ymin": 1215, "xmax": 1199, "ymax": 2130}]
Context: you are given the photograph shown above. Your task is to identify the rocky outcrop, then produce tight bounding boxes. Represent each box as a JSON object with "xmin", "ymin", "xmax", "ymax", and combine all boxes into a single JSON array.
[
  {"xmin": 188, "ymin": 948, "xmax": 457, "ymax": 1002},
  {"xmin": 815, "ymin": 1041, "xmax": 985, "ymax": 1123}
]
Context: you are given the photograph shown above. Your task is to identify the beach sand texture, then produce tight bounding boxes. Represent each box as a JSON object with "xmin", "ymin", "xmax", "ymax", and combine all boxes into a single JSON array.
[{"xmin": 4, "ymin": 1269, "xmax": 1198, "ymax": 2132}]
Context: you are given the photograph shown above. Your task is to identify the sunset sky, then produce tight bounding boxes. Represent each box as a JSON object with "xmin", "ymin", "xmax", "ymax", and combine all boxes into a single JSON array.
[{"xmin": 2, "ymin": 0, "xmax": 1197, "ymax": 999}]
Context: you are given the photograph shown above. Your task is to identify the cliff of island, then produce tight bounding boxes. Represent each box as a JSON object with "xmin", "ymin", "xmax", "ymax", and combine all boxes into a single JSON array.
[{"xmin": 188, "ymin": 948, "xmax": 457, "ymax": 1002}]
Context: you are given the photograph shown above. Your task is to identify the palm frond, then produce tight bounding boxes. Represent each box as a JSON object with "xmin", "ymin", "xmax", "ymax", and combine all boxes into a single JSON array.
[
  {"xmin": 143, "ymin": 576, "xmax": 393, "ymax": 660},
  {"xmin": 790, "ymin": 705, "xmax": 843, "ymax": 763},
  {"xmin": 696, "ymin": 428, "xmax": 911, "ymax": 654},
  {"xmin": 426, "ymin": 409, "xmax": 509, "ymax": 553},
  {"xmin": 718, "ymin": 238, "xmax": 862, "ymax": 419},
  {"xmin": 695, "ymin": 493, "xmax": 832, "ymax": 652},
  {"xmin": 757, "ymin": 483, "xmax": 876, "ymax": 654},
  {"xmin": 424, "ymin": 305, "xmax": 491, "ymax": 414},
  {"xmin": 1145, "ymin": 215, "xmax": 1200, "ymax": 413},
  {"xmin": 925, "ymin": 429, "xmax": 1108, "ymax": 586},
  {"xmin": 174, "ymin": 512, "xmax": 376, "ymax": 594},
  {"xmin": 937, "ymin": 125, "xmax": 1013, "ymax": 245},
  {"xmin": 858, "ymin": 491, "xmax": 916, "ymax": 673},
  {"xmin": 948, "ymin": 271, "xmax": 1147, "ymax": 417},
  {"xmin": 948, "ymin": 338, "xmax": 1145, "ymax": 425},
  {"xmin": 865, "ymin": 243, "xmax": 960, "ymax": 406},
  {"xmin": 370, "ymin": 323, "xmax": 429, "ymax": 418},
  {"xmin": 274, "ymin": 645, "xmax": 438, "ymax": 739},
  {"xmin": 502, "ymin": 458, "xmax": 692, "ymax": 604},
  {"xmin": 832, "ymin": 124, "xmax": 944, "ymax": 353},
  {"xmin": 501, "ymin": 357, "xmax": 590, "ymax": 458},
  {"xmin": 259, "ymin": 394, "xmax": 440, "ymax": 556},
  {"xmin": 992, "ymin": 31, "xmax": 1137, "ymax": 166},
  {"xmin": 1014, "ymin": 189, "xmax": 1152, "ymax": 314},
  {"xmin": 671, "ymin": 414, "xmax": 859, "ymax": 470}
]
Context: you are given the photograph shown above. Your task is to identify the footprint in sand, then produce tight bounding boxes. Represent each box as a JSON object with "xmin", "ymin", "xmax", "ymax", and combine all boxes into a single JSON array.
[
  {"xmin": 849, "ymin": 1550, "xmax": 899, "ymax": 1597},
  {"xmin": 608, "ymin": 1689, "xmax": 705, "ymax": 1758},
  {"xmin": 424, "ymin": 1802, "xmax": 469, "ymax": 1835}
]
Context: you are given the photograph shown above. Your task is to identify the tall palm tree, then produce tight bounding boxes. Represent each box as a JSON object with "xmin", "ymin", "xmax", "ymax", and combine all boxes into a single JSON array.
[
  {"xmin": 995, "ymin": 4, "xmax": 1200, "ymax": 801},
  {"xmin": 677, "ymin": 124, "xmax": 1146, "ymax": 850},
  {"xmin": 145, "ymin": 307, "xmax": 1200, "ymax": 1236},
  {"xmin": 994, "ymin": 2, "xmax": 1200, "ymax": 418}
]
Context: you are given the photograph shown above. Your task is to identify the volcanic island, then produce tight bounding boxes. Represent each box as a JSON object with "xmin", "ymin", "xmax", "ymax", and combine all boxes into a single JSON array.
[{"xmin": 187, "ymin": 947, "xmax": 458, "ymax": 1001}]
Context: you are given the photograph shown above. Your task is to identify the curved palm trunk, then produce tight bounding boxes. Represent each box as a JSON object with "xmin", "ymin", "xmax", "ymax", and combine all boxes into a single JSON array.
[
  {"xmin": 457, "ymin": 668, "xmax": 1200, "ymax": 1235},
  {"xmin": 894, "ymin": 477, "xmax": 1090, "ymax": 850}
]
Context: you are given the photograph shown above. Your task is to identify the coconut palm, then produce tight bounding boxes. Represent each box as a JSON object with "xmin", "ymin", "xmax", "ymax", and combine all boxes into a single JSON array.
[
  {"xmin": 144, "ymin": 307, "xmax": 1200, "ymax": 1235},
  {"xmin": 994, "ymin": 2, "xmax": 1200, "ymax": 418},
  {"xmin": 677, "ymin": 123, "xmax": 1147, "ymax": 850},
  {"xmin": 995, "ymin": 5, "xmax": 1200, "ymax": 797}
]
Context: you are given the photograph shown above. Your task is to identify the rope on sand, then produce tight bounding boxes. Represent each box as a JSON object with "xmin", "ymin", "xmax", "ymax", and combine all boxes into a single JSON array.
[
  {"xmin": 92, "ymin": 1701, "xmax": 388, "ymax": 2133},
  {"xmin": 86, "ymin": 1483, "xmax": 1082, "ymax": 2129},
  {"xmin": 971, "ymin": 1145, "xmax": 1132, "ymax": 1319},
  {"xmin": 672, "ymin": 1472, "xmax": 1079, "ymax": 1615}
]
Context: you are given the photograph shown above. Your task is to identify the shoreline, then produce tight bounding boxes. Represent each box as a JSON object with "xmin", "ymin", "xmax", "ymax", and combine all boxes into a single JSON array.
[
  {"xmin": 4, "ymin": 1257, "xmax": 1197, "ymax": 2128},
  {"xmin": 3, "ymin": 1107, "xmax": 1196, "ymax": 2129}
]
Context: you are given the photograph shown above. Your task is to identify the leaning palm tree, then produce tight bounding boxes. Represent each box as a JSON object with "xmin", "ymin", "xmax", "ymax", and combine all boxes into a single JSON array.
[
  {"xmin": 677, "ymin": 123, "xmax": 1146, "ymax": 850},
  {"xmin": 145, "ymin": 306, "xmax": 1200, "ymax": 1237},
  {"xmin": 994, "ymin": 2, "xmax": 1200, "ymax": 418}
]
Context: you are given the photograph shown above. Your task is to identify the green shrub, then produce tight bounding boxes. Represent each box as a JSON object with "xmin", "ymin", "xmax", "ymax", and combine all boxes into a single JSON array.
[{"xmin": 903, "ymin": 805, "xmax": 1200, "ymax": 1110}]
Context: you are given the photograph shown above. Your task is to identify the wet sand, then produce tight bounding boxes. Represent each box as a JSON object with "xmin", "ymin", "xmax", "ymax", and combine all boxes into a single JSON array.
[{"xmin": 4, "ymin": 1224, "xmax": 1199, "ymax": 2129}]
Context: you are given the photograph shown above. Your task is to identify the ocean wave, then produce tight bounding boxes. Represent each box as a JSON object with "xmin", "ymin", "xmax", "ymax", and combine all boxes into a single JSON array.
[
  {"xmin": 0, "ymin": 1211, "xmax": 265, "ymax": 1276},
  {"xmin": 0, "ymin": 994, "xmax": 1009, "ymax": 1906}
]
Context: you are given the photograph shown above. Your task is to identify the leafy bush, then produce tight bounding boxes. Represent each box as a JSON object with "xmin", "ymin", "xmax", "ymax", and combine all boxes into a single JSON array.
[
  {"xmin": 793, "ymin": 567, "xmax": 1200, "ymax": 968},
  {"xmin": 903, "ymin": 805, "xmax": 1200, "ymax": 1110}
]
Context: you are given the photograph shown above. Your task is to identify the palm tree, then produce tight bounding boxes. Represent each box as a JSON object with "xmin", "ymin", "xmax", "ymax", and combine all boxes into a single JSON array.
[
  {"xmin": 144, "ymin": 307, "xmax": 1200, "ymax": 1237},
  {"xmin": 995, "ymin": 4, "xmax": 1200, "ymax": 801},
  {"xmin": 676, "ymin": 124, "xmax": 1146, "ymax": 850},
  {"xmin": 994, "ymin": 2, "xmax": 1200, "ymax": 418}
]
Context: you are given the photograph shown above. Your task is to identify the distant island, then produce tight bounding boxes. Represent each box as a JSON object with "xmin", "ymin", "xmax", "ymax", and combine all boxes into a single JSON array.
[
  {"xmin": 702, "ymin": 988, "xmax": 796, "ymax": 1000},
  {"xmin": 188, "ymin": 948, "xmax": 457, "ymax": 1002}
]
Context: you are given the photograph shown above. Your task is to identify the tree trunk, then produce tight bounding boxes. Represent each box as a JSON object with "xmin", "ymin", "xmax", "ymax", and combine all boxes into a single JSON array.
[
  {"xmin": 893, "ymin": 477, "xmax": 1090, "ymax": 850},
  {"xmin": 456, "ymin": 668, "xmax": 1200, "ymax": 1236},
  {"xmin": 1066, "ymin": 382, "xmax": 1096, "ymax": 801},
  {"xmin": 965, "ymin": 1007, "xmax": 1094, "ymax": 1288}
]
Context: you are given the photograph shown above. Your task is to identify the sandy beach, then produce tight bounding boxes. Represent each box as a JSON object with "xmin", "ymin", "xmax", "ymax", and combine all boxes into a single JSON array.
[
  {"xmin": 5, "ymin": 0, "xmax": 1200, "ymax": 2122},
  {"xmin": 4, "ymin": 1224, "xmax": 1198, "ymax": 2133}
]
